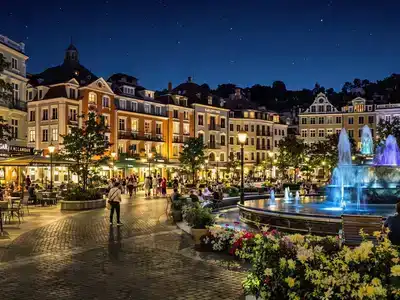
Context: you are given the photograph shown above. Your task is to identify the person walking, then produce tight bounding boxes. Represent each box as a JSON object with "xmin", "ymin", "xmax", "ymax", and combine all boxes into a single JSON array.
[
  {"xmin": 127, "ymin": 175, "xmax": 134, "ymax": 197},
  {"xmin": 152, "ymin": 175, "xmax": 158, "ymax": 197},
  {"xmin": 132, "ymin": 175, "xmax": 138, "ymax": 196},
  {"xmin": 108, "ymin": 181, "xmax": 122, "ymax": 226},
  {"xmin": 161, "ymin": 177, "xmax": 167, "ymax": 197},
  {"xmin": 144, "ymin": 175, "xmax": 151, "ymax": 197},
  {"xmin": 25, "ymin": 175, "xmax": 31, "ymax": 191}
]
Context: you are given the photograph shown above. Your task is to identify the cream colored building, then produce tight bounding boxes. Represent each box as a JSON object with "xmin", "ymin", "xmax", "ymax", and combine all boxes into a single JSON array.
[
  {"xmin": 299, "ymin": 94, "xmax": 376, "ymax": 150},
  {"xmin": 299, "ymin": 93, "xmax": 343, "ymax": 146},
  {"xmin": 0, "ymin": 35, "xmax": 29, "ymax": 147}
]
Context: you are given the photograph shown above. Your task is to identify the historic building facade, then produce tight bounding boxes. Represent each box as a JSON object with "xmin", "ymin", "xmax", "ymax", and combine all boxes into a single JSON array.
[
  {"xmin": 0, "ymin": 35, "xmax": 29, "ymax": 147},
  {"xmin": 299, "ymin": 94, "xmax": 376, "ymax": 149}
]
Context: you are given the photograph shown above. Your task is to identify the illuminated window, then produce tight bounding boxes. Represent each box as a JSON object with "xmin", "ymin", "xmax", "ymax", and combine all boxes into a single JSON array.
[
  {"xmin": 131, "ymin": 119, "xmax": 138, "ymax": 132},
  {"xmin": 102, "ymin": 96, "xmax": 110, "ymax": 108},
  {"xmin": 173, "ymin": 122, "xmax": 180, "ymax": 134},
  {"xmin": 52, "ymin": 128, "xmax": 58, "ymax": 141},
  {"xmin": 88, "ymin": 92, "xmax": 96, "ymax": 104},
  {"xmin": 29, "ymin": 130, "xmax": 35, "ymax": 142}
]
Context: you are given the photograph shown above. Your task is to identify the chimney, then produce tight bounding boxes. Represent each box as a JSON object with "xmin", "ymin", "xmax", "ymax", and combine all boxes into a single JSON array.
[
  {"xmin": 187, "ymin": 76, "xmax": 192, "ymax": 83},
  {"xmin": 168, "ymin": 82, "xmax": 172, "ymax": 92}
]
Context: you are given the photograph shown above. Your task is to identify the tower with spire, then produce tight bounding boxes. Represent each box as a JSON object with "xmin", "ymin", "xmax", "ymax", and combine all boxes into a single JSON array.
[{"xmin": 64, "ymin": 43, "xmax": 79, "ymax": 63}]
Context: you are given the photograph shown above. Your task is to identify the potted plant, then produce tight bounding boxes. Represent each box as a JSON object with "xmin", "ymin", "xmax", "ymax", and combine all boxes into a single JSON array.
[
  {"xmin": 183, "ymin": 203, "xmax": 215, "ymax": 244},
  {"xmin": 170, "ymin": 198, "xmax": 188, "ymax": 222}
]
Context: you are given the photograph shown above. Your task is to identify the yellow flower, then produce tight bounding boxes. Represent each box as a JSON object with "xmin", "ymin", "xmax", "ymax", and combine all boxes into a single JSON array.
[
  {"xmin": 255, "ymin": 233, "xmax": 262, "ymax": 239},
  {"xmin": 391, "ymin": 265, "xmax": 400, "ymax": 277},
  {"xmin": 285, "ymin": 277, "xmax": 295, "ymax": 288},
  {"xmin": 280, "ymin": 258, "xmax": 287, "ymax": 268},
  {"xmin": 264, "ymin": 268, "xmax": 273, "ymax": 276},
  {"xmin": 287, "ymin": 234, "xmax": 305, "ymax": 244},
  {"xmin": 371, "ymin": 278, "xmax": 381, "ymax": 286},
  {"xmin": 287, "ymin": 259, "xmax": 296, "ymax": 270},
  {"xmin": 373, "ymin": 231, "xmax": 381, "ymax": 238}
]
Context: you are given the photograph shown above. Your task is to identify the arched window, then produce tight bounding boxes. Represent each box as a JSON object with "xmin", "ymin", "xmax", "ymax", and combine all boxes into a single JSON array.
[
  {"xmin": 88, "ymin": 92, "xmax": 97, "ymax": 104},
  {"xmin": 209, "ymin": 152, "xmax": 216, "ymax": 162},
  {"xmin": 219, "ymin": 153, "xmax": 225, "ymax": 162}
]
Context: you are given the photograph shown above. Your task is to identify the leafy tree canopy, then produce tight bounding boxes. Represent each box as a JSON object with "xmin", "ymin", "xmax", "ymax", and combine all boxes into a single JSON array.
[
  {"xmin": 179, "ymin": 137, "xmax": 206, "ymax": 184},
  {"xmin": 58, "ymin": 112, "xmax": 111, "ymax": 190}
]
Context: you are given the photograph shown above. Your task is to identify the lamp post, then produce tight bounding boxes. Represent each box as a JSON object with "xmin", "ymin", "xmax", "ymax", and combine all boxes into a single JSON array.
[
  {"xmin": 148, "ymin": 152, "xmax": 153, "ymax": 176},
  {"xmin": 48, "ymin": 142, "xmax": 55, "ymax": 191},
  {"xmin": 216, "ymin": 156, "xmax": 219, "ymax": 181},
  {"xmin": 111, "ymin": 152, "xmax": 116, "ymax": 178},
  {"xmin": 268, "ymin": 151, "xmax": 274, "ymax": 178},
  {"xmin": 238, "ymin": 131, "xmax": 248, "ymax": 204}
]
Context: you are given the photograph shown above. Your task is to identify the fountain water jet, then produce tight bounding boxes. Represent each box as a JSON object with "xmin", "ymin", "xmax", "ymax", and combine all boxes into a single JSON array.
[
  {"xmin": 284, "ymin": 187, "xmax": 290, "ymax": 202},
  {"xmin": 374, "ymin": 135, "xmax": 400, "ymax": 166},
  {"xmin": 295, "ymin": 191, "xmax": 300, "ymax": 206},
  {"xmin": 361, "ymin": 125, "xmax": 374, "ymax": 156}
]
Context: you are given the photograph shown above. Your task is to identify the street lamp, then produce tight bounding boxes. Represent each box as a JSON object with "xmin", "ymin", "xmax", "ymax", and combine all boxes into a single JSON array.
[
  {"xmin": 238, "ymin": 131, "xmax": 248, "ymax": 204},
  {"xmin": 148, "ymin": 152, "xmax": 153, "ymax": 176},
  {"xmin": 111, "ymin": 152, "xmax": 116, "ymax": 178},
  {"xmin": 48, "ymin": 142, "xmax": 55, "ymax": 191},
  {"xmin": 268, "ymin": 151, "xmax": 274, "ymax": 178},
  {"xmin": 216, "ymin": 156, "xmax": 220, "ymax": 181}
]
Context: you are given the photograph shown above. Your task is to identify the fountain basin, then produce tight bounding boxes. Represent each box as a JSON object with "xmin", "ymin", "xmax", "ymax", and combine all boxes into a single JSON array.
[{"xmin": 239, "ymin": 197, "xmax": 392, "ymax": 235}]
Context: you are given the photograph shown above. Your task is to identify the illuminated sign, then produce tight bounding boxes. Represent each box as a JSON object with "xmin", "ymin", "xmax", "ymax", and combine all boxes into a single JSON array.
[{"xmin": 205, "ymin": 108, "xmax": 220, "ymax": 114}]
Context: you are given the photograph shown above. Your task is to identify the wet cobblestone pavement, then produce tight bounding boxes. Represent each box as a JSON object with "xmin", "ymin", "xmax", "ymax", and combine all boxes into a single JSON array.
[{"xmin": 0, "ymin": 196, "xmax": 245, "ymax": 299}]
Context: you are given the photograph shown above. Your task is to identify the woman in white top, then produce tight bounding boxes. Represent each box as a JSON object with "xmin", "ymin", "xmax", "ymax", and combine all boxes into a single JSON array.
[{"xmin": 108, "ymin": 181, "xmax": 122, "ymax": 225}]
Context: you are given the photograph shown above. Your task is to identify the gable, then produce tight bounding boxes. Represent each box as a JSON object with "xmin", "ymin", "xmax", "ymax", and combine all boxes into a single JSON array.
[
  {"xmin": 303, "ymin": 93, "xmax": 339, "ymax": 113},
  {"xmin": 84, "ymin": 77, "xmax": 114, "ymax": 95}
]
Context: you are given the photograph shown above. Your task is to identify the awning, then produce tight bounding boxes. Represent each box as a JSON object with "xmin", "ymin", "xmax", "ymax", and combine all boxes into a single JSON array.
[{"xmin": 0, "ymin": 155, "xmax": 74, "ymax": 167}]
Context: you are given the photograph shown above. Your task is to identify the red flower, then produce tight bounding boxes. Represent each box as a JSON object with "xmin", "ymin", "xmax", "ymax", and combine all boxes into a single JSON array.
[{"xmin": 264, "ymin": 277, "xmax": 270, "ymax": 285}]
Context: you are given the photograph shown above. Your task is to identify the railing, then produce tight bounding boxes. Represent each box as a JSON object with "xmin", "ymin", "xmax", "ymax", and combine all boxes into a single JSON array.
[
  {"xmin": 208, "ymin": 124, "xmax": 220, "ymax": 131},
  {"xmin": 0, "ymin": 35, "xmax": 25, "ymax": 53},
  {"xmin": 118, "ymin": 130, "xmax": 164, "ymax": 142},
  {"xmin": 376, "ymin": 103, "xmax": 400, "ymax": 109},
  {"xmin": 0, "ymin": 100, "xmax": 27, "ymax": 111},
  {"xmin": 115, "ymin": 103, "xmax": 167, "ymax": 117},
  {"xmin": 172, "ymin": 136, "xmax": 184, "ymax": 143},
  {"xmin": 208, "ymin": 142, "xmax": 221, "ymax": 149}
]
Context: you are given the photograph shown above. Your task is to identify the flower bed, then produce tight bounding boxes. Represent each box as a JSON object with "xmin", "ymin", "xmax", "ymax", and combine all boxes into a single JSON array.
[{"xmin": 202, "ymin": 225, "xmax": 400, "ymax": 299}]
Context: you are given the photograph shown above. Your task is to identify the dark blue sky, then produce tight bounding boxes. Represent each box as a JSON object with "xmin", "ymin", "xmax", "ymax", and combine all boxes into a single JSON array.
[{"xmin": 1, "ymin": 0, "xmax": 400, "ymax": 91}]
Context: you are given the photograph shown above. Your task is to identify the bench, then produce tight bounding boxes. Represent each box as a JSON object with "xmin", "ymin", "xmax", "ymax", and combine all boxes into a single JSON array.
[{"xmin": 342, "ymin": 214, "xmax": 383, "ymax": 246}]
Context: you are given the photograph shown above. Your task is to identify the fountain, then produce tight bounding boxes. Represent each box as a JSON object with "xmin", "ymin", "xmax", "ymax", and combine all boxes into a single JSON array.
[
  {"xmin": 270, "ymin": 189, "xmax": 275, "ymax": 206},
  {"xmin": 284, "ymin": 187, "xmax": 290, "ymax": 202},
  {"xmin": 361, "ymin": 125, "xmax": 374, "ymax": 156},
  {"xmin": 295, "ymin": 191, "xmax": 300, "ymax": 206},
  {"xmin": 374, "ymin": 135, "xmax": 400, "ymax": 166},
  {"xmin": 237, "ymin": 125, "xmax": 400, "ymax": 235}
]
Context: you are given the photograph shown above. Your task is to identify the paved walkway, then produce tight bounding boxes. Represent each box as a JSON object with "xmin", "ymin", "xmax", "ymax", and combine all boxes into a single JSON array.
[{"xmin": 0, "ymin": 193, "xmax": 245, "ymax": 299}]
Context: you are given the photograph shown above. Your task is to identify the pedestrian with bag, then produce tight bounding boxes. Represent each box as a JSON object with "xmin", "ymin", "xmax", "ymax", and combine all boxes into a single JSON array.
[{"xmin": 108, "ymin": 181, "xmax": 122, "ymax": 226}]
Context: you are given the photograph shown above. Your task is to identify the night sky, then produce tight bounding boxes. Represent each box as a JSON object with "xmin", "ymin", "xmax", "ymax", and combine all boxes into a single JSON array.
[{"xmin": 1, "ymin": 0, "xmax": 400, "ymax": 91}]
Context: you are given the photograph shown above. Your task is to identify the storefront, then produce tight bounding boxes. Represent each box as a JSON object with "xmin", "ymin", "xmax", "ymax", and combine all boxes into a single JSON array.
[{"xmin": 0, "ymin": 155, "xmax": 74, "ymax": 188}]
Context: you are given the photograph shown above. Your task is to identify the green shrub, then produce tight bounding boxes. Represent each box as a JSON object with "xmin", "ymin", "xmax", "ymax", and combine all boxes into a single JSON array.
[
  {"xmin": 182, "ymin": 203, "xmax": 215, "ymax": 229},
  {"xmin": 64, "ymin": 187, "xmax": 102, "ymax": 201}
]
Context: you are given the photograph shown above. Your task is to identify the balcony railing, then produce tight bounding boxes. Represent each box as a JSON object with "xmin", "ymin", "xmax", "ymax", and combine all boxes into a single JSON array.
[
  {"xmin": 0, "ymin": 100, "xmax": 27, "ymax": 112},
  {"xmin": 172, "ymin": 135, "xmax": 184, "ymax": 143},
  {"xmin": 116, "ymin": 102, "xmax": 167, "ymax": 117},
  {"xmin": 208, "ymin": 124, "xmax": 220, "ymax": 131},
  {"xmin": 208, "ymin": 142, "xmax": 221, "ymax": 149},
  {"xmin": 118, "ymin": 130, "xmax": 164, "ymax": 142}
]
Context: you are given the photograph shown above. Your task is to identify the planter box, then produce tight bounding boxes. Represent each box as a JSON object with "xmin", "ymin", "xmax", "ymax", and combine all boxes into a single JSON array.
[
  {"xmin": 191, "ymin": 228, "xmax": 208, "ymax": 245},
  {"xmin": 60, "ymin": 199, "xmax": 106, "ymax": 211}
]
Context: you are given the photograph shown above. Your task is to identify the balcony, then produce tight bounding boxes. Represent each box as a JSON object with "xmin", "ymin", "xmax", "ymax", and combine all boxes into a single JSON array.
[
  {"xmin": 208, "ymin": 142, "xmax": 221, "ymax": 149},
  {"xmin": 208, "ymin": 124, "xmax": 220, "ymax": 131},
  {"xmin": 118, "ymin": 130, "xmax": 164, "ymax": 142},
  {"xmin": 172, "ymin": 135, "xmax": 184, "ymax": 143},
  {"xmin": 256, "ymin": 145, "xmax": 266, "ymax": 150},
  {"xmin": 0, "ymin": 100, "xmax": 27, "ymax": 112}
]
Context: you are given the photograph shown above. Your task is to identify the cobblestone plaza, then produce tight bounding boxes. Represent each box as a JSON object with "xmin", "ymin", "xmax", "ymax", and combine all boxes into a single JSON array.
[{"xmin": 0, "ymin": 196, "xmax": 244, "ymax": 299}]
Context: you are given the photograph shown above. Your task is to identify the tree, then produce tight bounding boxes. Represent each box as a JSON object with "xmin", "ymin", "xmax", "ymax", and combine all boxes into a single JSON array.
[
  {"xmin": 226, "ymin": 156, "xmax": 240, "ymax": 179},
  {"xmin": 59, "ymin": 112, "xmax": 111, "ymax": 190},
  {"xmin": 376, "ymin": 116, "xmax": 400, "ymax": 146},
  {"xmin": 277, "ymin": 135, "xmax": 308, "ymax": 182},
  {"xmin": 0, "ymin": 54, "xmax": 13, "ymax": 141},
  {"xmin": 179, "ymin": 137, "xmax": 206, "ymax": 184}
]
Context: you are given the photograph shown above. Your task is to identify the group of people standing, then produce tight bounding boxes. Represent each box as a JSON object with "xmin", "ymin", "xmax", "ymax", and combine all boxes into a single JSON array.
[
  {"xmin": 143, "ymin": 174, "xmax": 167, "ymax": 198},
  {"xmin": 109, "ymin": 175, "xmax": 138, "ymax": 197}
]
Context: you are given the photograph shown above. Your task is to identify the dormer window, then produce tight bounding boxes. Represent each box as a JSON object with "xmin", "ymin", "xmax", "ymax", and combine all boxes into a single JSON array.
[
  {"xmin": 70, "ymin": 88, "xmax": 76, "ymax": 99},
  {"xmin": 123, "ymin": 86, "xmax": 135, "ymax": 95}
]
